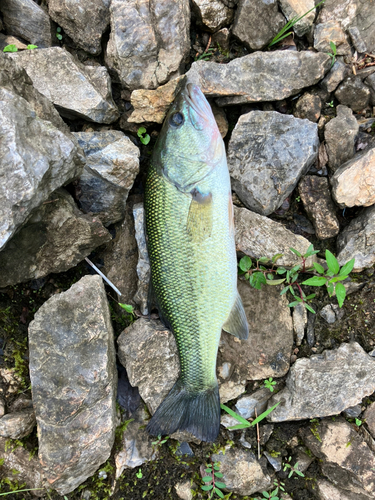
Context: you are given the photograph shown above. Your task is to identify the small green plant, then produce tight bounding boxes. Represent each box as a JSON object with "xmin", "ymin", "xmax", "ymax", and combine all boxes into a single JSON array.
[
  {"xmin": 137, "ymin": 127, "xmax": 151, "ymax": 145},
  {"xmin": 201, "ymin": 461, "xmax": 226, "ymax": 499},
  {"xmin": 263, "ymin": 377, "xmax": 277, "ymax": 392},
  {"xmin": 295, "ymin": 195, "xmax": 301, "ymax": 202},
  {"xmin": 268, "ymin": 0, "xmax": 325, "ymax": 47},
  {"xmin": 118, "ymin": 303, "xmax": 136, "ymax": 317},
  {"xmin": 327, "ymin": 100, "xmax": 334, "ymax": 108},
  {"xmin": 195, "ymin": 47, "xmax": 215, "ymax": 61},
  {"xmin": 327, "ymin": 40, "xmax": 337, "ymax": 67},
  {"xmin": 151, "ymin": 434, "xmax": 169, "ymax": 449},
  {"xmin": 355, "ymin": 418, "xmax": 362, "ymax": 427},
  {"xmin": 221, "ymin": 401, "xmax": 280, "ymax": 431},
  {"xmin": 56, "ymin": 27, "xmax": 63, "ymax": 40},
  {"xmin": 283, "ymin": 457, "xmax": 305, "ymax": 478},
  {"xmin": 3, "ymin": 44, "xmax": 18, "ymax": 52},
  {"xmin": 0, "ymin": 488, "xmax": 44, "ymax": 497},
  {"xmin": 27, "ymin": 44, "xmax": 38, "ymax": 50},
  {"xmin": 136, "ymin": 469, "xmax": 143, "ymax": 479}
]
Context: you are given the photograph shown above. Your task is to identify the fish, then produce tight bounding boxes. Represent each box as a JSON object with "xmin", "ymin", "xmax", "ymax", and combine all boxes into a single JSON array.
[{"xmin": 144, "ymin": 82, "xmax": 248, "ymax": 442}]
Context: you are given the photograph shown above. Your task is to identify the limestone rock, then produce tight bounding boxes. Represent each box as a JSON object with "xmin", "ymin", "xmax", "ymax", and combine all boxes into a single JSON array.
[
  {"xmin": 192, "ymin": 0, "xmax": 233, "ymax": 32},
  {"xmin": 0, "ymin": 189, "xmax": 111, "ymax": 287},
  {"xmin": 365, "ymin": 73, "xmax": 375, "ymax": 106},
  {"xmin": 364, "ymin": 403, "xmax": 375, "ymax": 439},
  {"xmin": 347, "ymin": 0, "xmax": 375, "ymax": 54},
  {"xmin": 10, "ymin": 48, "xmax": 119, "ymax": 123},
  {"xmin": 117, "ymin": 318, "xmax": 179, "ymax": 415},
  {"xmin": 212, "ymin": 28, "xmax": 230, "ymax": 52},
  {"xmin": 28, "ymin": 275, "xmax": 117, "ymax": 495},
  {"xmin": 298, "ymin": 176, "xmax": 340, "ymax": 239},
  {"xmin": 324, "ymin": 105, "xmax": 359, "ymax": 172},
  {"xmin": 294, "ymin": 93, "xmax": 321, "ymax": 123},
  {"xmin": 293, "ymin": 302, "xmax": 307, "ymax": 346},
  {"xmin": 115, "ymin": 406, "xmax": 157, "ymax": 478},
  {"xmin": 47, "ymin": 0, "xmax": 110, "ymax": 55},
  {"xmin": 0, "ymin": 86, "xmax": 83, "ymax": 251},
  {"xmin": 0, "ymin": 33, "xmax": 28, "ymax": 51},
  {"xmin": 187, "ymin": 51, "xmax": 331, "ymax": 106},
  {"xmin": 267, "ymin": 343, "xmax": 375, "ymax": 422},
  {"xmin": 317, "ymin": 0, "xmax": 357, "ymax": 28},
  {"xmin": 331, "ymin": 148, "xmax": 375, "ymax": 208},
  {"xmin": 234, "ymin": 206, "xmax": 318, "ymax": 268},
  {"xmin": 314, "ymin": 21, "xmax": 351, "ymax": 55},
  {"xmin": 175, "ymin": 481, "xmax": 193, "ymax": 500},
  {"xmin": 133, "ymin": 203, "xmax": 150, "ymax": 315},
  {"xmin": 301, "ymin": 418, "xmax": 375, "ymax": 497},
  {"xmin": 106, "ymin": 0, "xmax": 190, "ymax": 90},
  {"xmin": 0, "ymin": 409, "xmax": 36, "ymax": 439},
  {"xmin": 235, "ymin": 388, "xmax": 274, "ymax": 420},
  {"xmin": 228, "ymin": 111, "xmax": 319, "ymax": 215},
  {"xmin": 320, "ymin": 60, "xmax": 350, "ymax": 93},
  {"xmin": 335, "ymin": 76, "xmax": 371, "ymax": 112},
  {"xmin": 319, "ymin": 304, "xmax": 343, "ymax": 324},
  {"xmin": 0, "ymin": 0, "xmax": 53, "ymax": 47},
  {"xmin": 232, "ymin": 0, "xmax": 285, "ymax": 50},
  {"xmin": 211, "ymin": 445, "xmax": 272, "ymax": 496},
  {"xmin": 279, "ymin": 0, "xmax": 316, "ymax": 37},
  {"xmin": 316, "ymin": 479, "xmax": 374, "ymax": 500},
  {"xmin": 337, "ymin": 205, "xmax": 375, "ymax": 272},
  {"xmin": 74, "ymin": 131, "xmax": 140, "ymax": 226}
]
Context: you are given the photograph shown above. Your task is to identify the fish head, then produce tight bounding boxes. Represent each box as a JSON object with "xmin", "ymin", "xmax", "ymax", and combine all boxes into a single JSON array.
[{"xmin": 154, "ymin": 82, "xmax": 225, "ymax": 192}]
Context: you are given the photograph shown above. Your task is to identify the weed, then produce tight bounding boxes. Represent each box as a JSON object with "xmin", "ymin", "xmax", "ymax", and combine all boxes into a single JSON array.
[
  {"xmin": 56, "ymin": 27, "xmax": 63, "ymax": 40},
  {"xmin": 152, "ymin": 434, "xmax": 169, "ymax": 449},
  {"xmin": 295, "ymin": 195, "xmax": 301, "ymax": 202},
  {"xmin": 327, "ymin": 100, "xmax": 334, "ymax": 108},
  {"xmin": 137, "ymin": 127, "xmax": 151, "ymax": 145},
  {"xmin": 283, "ymin": 456, "xmax": 305, "ymax": 478},
  {"xmin": 268, "ymin": 0, "xmax": 326, "ymax": 47},
  {"xmin": 201, "ymin": 461, "xmax": 226, "ymax": 499},
  {"xmin": 118, "ymin": 303, "xmax": 135, "ymax": 315},
  {"xmin": 263, "ymin": 377, "xmax": 277, "ymax": 392},
  {"xmin": 355, "ymin": 418, "xmax": 362, "ymax": 427},
  {"xmin": 3, "ymin": 44, "xmax": 18, "ymax": 52},
  {"xmin": 327, "ymin": 41, "xmax": 337, "ymax": 67},
  {"xmin": 136, "ymin": 469, "xmax": 143, "ymax": 479},
  {"xmin": 195, "ymin": 48, "xmax": 215, "ymax": 61},
  {"xmin": 220, "ymin": 401, "xmax": 280, "ymax": 431}
]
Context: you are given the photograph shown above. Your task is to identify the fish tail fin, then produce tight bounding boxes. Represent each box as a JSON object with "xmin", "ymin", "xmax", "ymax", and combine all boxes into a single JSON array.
[{"xmin": 146, "ymin": 379, "xmax": 220, "ymax": 442}]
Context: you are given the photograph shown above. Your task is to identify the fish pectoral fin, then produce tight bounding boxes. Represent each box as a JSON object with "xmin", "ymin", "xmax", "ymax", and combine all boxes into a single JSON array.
[
  {"xmin": 222, "ymin": 294, "xmax": 249, "ymax": 340},
  {"xmin": 186, "ymin": 189, "xmax": 213, "ymax": 242}
]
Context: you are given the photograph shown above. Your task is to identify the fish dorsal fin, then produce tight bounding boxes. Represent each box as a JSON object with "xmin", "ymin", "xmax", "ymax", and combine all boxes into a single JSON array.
[
  {"xmin": 186, "ymin": 189, "xmax": 213, "ymax": 242},
  {"xmin": 222, "ymin": 294, "xmax": 249, "ymax": 340}
]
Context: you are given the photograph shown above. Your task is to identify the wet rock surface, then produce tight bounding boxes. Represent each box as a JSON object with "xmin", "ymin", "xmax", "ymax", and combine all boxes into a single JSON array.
[
  {"xmin": 28, "ymin": 275, "xmax": 117, "ymax": 494},
  {"xmin": 268, "ymin": 343, "xmax": 375, "ymax": 422},
  {"xmin": 10, "ymin": 47, "xmax": 119, "ymax": 123},
  {"xmin": 228, "ymin": 111, "xmax": 319, "ymax": 215}
]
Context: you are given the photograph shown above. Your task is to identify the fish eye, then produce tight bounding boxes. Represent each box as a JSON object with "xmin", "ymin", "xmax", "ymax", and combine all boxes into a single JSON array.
[{"xmin": 170, "ymin": 111, "xmax": 184, "ymax": 127}]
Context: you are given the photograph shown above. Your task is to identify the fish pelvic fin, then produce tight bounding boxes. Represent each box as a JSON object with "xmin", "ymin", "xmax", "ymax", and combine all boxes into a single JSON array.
[
  {"xmin": 146, "ymin": 379, "xmax": 220, "ymax": 442},
  {"xmin": 222, "ymin": 293, "xmax": 249, "ymax": 340}
]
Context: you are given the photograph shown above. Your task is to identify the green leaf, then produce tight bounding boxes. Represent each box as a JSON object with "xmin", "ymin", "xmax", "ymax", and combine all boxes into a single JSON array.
[
  {"xmin": 214, "ymin": 472, "xmax": 223, "ymax": 478},
  {"xmin": 140, "ymin": 134, "xmax": 150, "ymax": 145},
  {"xmin": 27, "ymin": 44, "xmax": 38, "ymax": 49},
  {"xmin": 201, "ymin": 484, "xmax": 213, "ymax": 491},
  {"xmin": 251, "ymin": 272, "xmax": 267, "ymax": 290},
  {"xmin": 205, "ymin": 468, "xmax": 212, "ymax": 473},
  {"xmin": 280, "ymin": 286, "xmax": 289, "ymax": 295},
  {"xmin": 327, "ymin": 282, "xmax": 334, "ymax": 296},
  {"xmin": 228, "ymin": 423, "xmax": 249, "ymax": 430},
  {"xmin": 276, "ymin": 267, "xmax": 286, "ymax": 275},
  {"xmin": 304, "ymin": 244, "xmax": 315, "ymax": 257},
  {"xmin": 339, "ymin": 258, "xmax": 355, "ymax": 276},
  {"xmin": 295, "ymin": 470, "xmax": 305, "ymax": 477},
  {"xmin": 56, "ymin": 27, "xmax": 62, "ymax": 32},
  {"xmin": 272, "ymin": 253, "xmax": 283, "ymax": 263},
  {"xmin": 267, "ymin": 273, "xmax": 273, "ymax": 280},
  {"xmin": 239, "ymin": 256, "xmax": 252, "ymax": 272},
  {"xmin": 291, "ymin": 264, "xmax": 301, "ymax": 273},
  {"xmin": 215, "ymin": 487, "xmax": 225, "ymax": 498},
  {"xmin": 313, "ymin": 262, "xmax": 325, "ymax": 274},
  {"xmin": 220, "ymin": 404, "xmax": 250, "ymax": 426},
  {"xmin": 329, "ymin": 41, "xmax": 337, "ymax": 54},
  {"xmin": 56, "ymin": 33, "xmax": 63, "ymax": 40},
  {"xmin": 203, "ymin": 476, "xmax": 212, "ymax": 482},
  {"xmin": 266, "ymin": 278, "xmax": 285, "ymax": 286},
  {"xmin": 288, "ymin": 301, "xmax": 301, "ymax": 308},
  {"xmin": 304, "ymin": 303, "xmax": 316, "ymax": 314},
  {"xmin": 118, "ymin": 303, "xmax": 134, "ymax": 313},
  {"xmin": 329, "ymin": 276, "xmax": 347, "ymax": 283},
  {"xmin": 262, "ymin": 492, "xmax": 270, "ymax": 499},
  {"xmin": 335, "ymin": 282, "xmax": 346, "ymax": 308},
  {"xmin": 302, "ymin": 276, "xmax": 327, "ymax": 287},
  {"xmin": 290, "ymin": 247, "xmax": 302, "ymax": 257},
  {"xmin": 213, "ymin": 464, "xmax": 220, "ymax": 470},
  {"xmin": 137, "ymin": 127, "xmax": 146, "ymax": 136},
  {"xmin": 325, "ymin": 249, "xmax": 339, "ymax": 275},
  {"xmin": 258, "ymin": 256, "xmax": 269, "ymax": 263},
  {"xmin": 215, "ymin": 482, "xmax": 226, "ymax": 489},
  {"xmin": 3, "ymin": 44, "xmax": 18, "ymax": 52},
  {"xmin": 251, "ymin": 402, "xmax": 280, "ymax": 426}
]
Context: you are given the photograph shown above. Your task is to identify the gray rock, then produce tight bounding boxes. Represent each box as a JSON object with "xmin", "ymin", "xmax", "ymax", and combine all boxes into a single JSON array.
[
  {"xmin": 220, "ymin": 413, "xmax": 240, "ymax": 429},
  {"xmin": 365, "ymin": 73, "xmax": 375, "ymax": 106},
  {"xmin": 232, "ymin": 0, "xmax": 285, "ymax": 50},
  {"xmin": 364, "ymin": 403, "xmax": 375, "ymax": 439},
  {"xmin": 0, "ymin": 86, "xmax": 83, "ymax": 251},
  {"xmin": 301, "ymin": 418, "xmax": 375, "ymax": 497},
  {"xmin": 117, "ymin": 318, "xmax": 179, "ymax": 415},
  {"xmin": 279, "ymin": 0, "xmax": 316, "ymax": 37},
  {"xmin": 324, "ymin": 105, "xmax": 359, "ymax": 172},
  {"xmin": 0, "ymin": 398, "xmax": 5, "ymax": 418},
  {"xmin": 298, "ymin": 176, "xmax": 340, "ymax": 239},
  {"xmin": 234, "ymin": 206, "xmax": 318, "ymax": 268},
  {"xmin": 0, "ymin": 189, "xmax": 111, "ymax": 287},
  {"xmin": 106, "ymin": 0, "xmax": 190, "ymax": 90},
  {"xmin": 133, "ymin": 203, "xmax": 150, "ymax": 315},
  {"xmin": 331, "ymin": 148, "xmax": 375, "ymax": 208},
  {"xmin": 115, "ymin": 406, "xmax": 157, "ymax": 479},
  {"xmin": 314, "ymin": 21, "xmax": 351, "ymax": 55},
  {"xmin": 175, "ymin": 442, "xmax": 194, "ymax": 457},
  {"xmin": 320, "ymin": 60, "xmax": 350, "ymax": 93},
  {"xmin": 0, "ymin": 437, "xmax": 46, "ymax": 497},
  {"xmin": 264, "ymin": 451, "xmax": 282, "ymax": 471},
  {"xmin": 0, "ymin": 33, "xmax": 28, "ymax": 51},
  {"xmin": 317, "ymin": 0, "xmax": 357, "ymax": 27},
  {"xmin": 74, "ymin": 131, "xmax": 140, "ymax": 226},
  {"xmin": 0, "ymin": 409, "xmax": 36, "ymax": 439},
  {"xmin": 343, "ymin": 405, "xmax": 362, "ymax": 418},
  {"xmin": 186, "ymin": 51, "xmax": 331, "ymax": 106},
  {"xmin": 235, "ymin": 388, "xmax": 273, "ymax": 420},
  {"xmin": 47, "ymin": 0, "xmax": 110, "ymax": 55},
  {"xmin": 211, "ymin": 445, "xmax": 271, "ymax": 496},
  {"xmin": 335, "ymin": 76, "xmax": 371, "ymax": 112},
  {"xmin": 319, "ymin": 304, "xmax": 337, "ymax": 324},
  {"xmin": 228, "ymin": 111, "xmax": 319, "ymax": 215},
  {"xmin": 267, "ymin": 343, "xmax": 375, "ymax": 422},
  {"xmin": 294, "ymin": 93, "xmax": 322, "ymax": 123},
  {"xmin": 0, "ymin": 0, "xmax": 53, "ymax": 47},
  {"xmin": 347, "ymin": 0, "xmax": 375, "ymax": 54},
  {"xmin": 192, "ymin": 0, "xmax": 233, "ymax": 31},
  {"xmin": 28, "ymin": 275, "xmax": 117, "ymax": 495},
  {"xmin": 294, "ymin": 446, "xmax": 314, "ymax": 473},
  {"xmin": 316, "ymin": 479, "xmax": 374, "ymax": 500},
  {"xmin": 175, "ymin": 481, "xmax": 193, "ymax": 500},
  {"xmin": 293, "ymin": 303, "xmax": 307, "ymax": 347},
  {"xmin": 212, "ymin": 28, "xmax": 230, "ymax": 52},
  {"xmin": 337, "ymin": 205, "xmax": 375, "ymax": 272},
  {"xmin": 10, "ymin": 48, "xmax": 119, "ymax": 123}
]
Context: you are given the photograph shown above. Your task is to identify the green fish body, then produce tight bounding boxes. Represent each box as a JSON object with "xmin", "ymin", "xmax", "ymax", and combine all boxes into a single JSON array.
[{"xmin": 145, "ymin": 83, "xmax": 248, "ymax": 442}]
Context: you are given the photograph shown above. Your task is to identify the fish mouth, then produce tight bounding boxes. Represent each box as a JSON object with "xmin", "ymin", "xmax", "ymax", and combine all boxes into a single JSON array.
[{"xmin": 184, "ymin": 82, "xmax": 213, "ymax": 123}]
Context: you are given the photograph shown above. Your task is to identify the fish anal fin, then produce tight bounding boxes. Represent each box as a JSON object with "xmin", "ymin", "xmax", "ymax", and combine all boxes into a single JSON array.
[
  {"xmin": 186, "ymin": 189, "xmax": 213, "ymax": 242},
  {"xmin": 222, "ymin": 294, "xmax": 249, "ymax": 340}
]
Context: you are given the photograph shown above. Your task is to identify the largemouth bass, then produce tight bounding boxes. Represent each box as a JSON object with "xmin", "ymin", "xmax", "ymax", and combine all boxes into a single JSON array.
[{"xmin": 145, "ymin": 83, "xmax": 248, "ymax": 442}]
